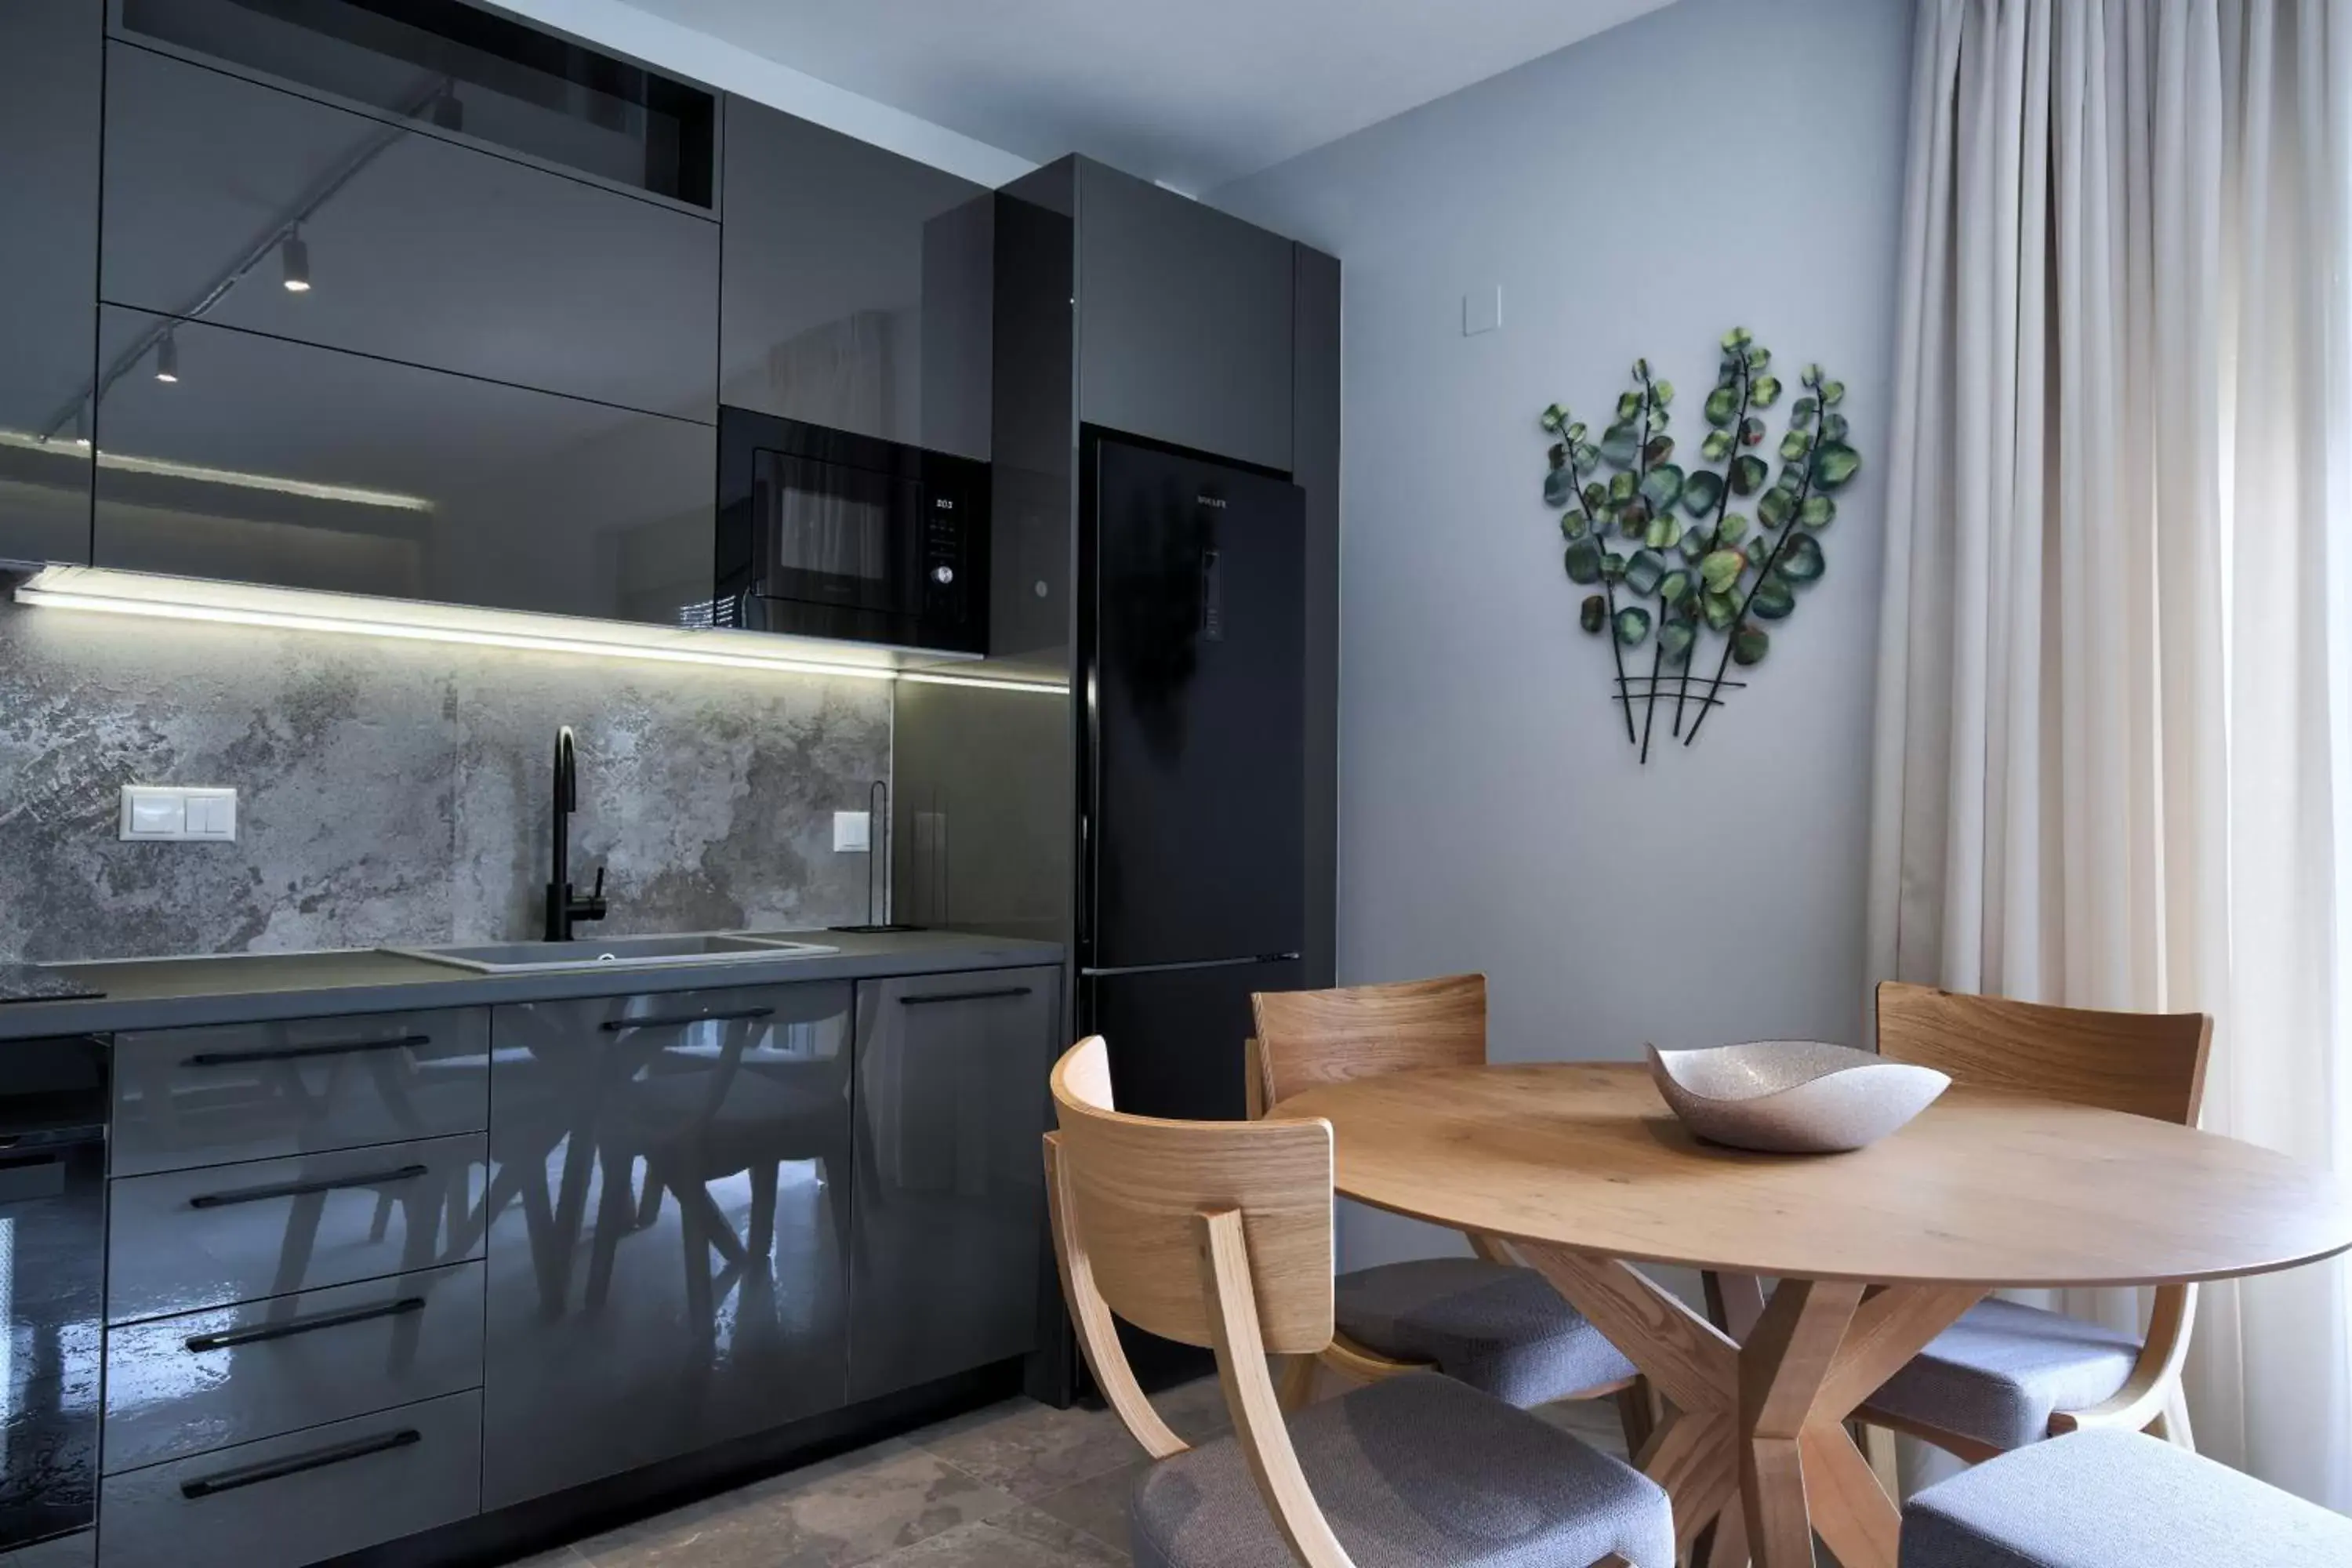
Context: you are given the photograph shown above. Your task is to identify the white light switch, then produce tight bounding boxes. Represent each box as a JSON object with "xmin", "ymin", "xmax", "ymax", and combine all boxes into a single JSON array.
[
  {"xmin": 833, "ymin": 810, "xmax": 872, "ymax": 852},
  {"xmin": 1463, "ymin": 285, "xmax": 1502, "ymax": 336},
  {"xmin": 121, "ymin": 786, "xmax": 237, "ymax": 842}
]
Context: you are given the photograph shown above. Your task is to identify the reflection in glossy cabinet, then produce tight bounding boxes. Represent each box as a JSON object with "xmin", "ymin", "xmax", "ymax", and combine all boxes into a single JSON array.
[
  {"xmin": 101, "ymin": 43, "xmax": 720, "ymax": 422},
  {"xmin": 848, "ymin": 969, "xmax": 1057, "ymax": 1402},
  {"xmin": 720, "ymin": 96, "xmax": 991, "ymax": 459},
  {"xmin": 98, "ymin": 1388, "xmax": 481, "ymax": 1568},
  {"xmin": 0, "ymin": 0, "xmax": 101, "ymax": 566},
  {"xmin": 105, "ymin": 1133, "xmax": 487, "ymax": 1324},
  {"xmin": 90, "ymin": 308, "xmax": 715, "ymax": 626},
  {"xmin": 101, "ymin": 1260, "xmax": 485, "ymax": 1474},
  {"xmin": 110, "ymin": 1008, "xmax": 490, "ymax": 1178},
  {"xmin": 481, "ymin": 983, "xmax": 854, "ymax": 1510}
]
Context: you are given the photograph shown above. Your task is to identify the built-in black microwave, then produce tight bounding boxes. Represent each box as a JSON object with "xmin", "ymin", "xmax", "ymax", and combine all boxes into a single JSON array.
[{"xmin": 717, "ymin": 408, "xmax": 989, "ymax": 655}]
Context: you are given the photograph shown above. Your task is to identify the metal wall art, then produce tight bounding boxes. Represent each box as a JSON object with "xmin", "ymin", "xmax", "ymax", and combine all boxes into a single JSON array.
[{"xmin": 1540, "ymin": 328, "xmax": 1861, "ymax": 760}]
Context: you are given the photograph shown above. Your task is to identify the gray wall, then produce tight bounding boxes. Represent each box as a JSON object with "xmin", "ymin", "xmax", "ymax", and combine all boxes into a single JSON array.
[
  {"xmin": 0, "ymin": 585, "xmax": 891, "ymax": 961},
  {"xmin": 1212, "ymin": 0, "xmax": 1914, "ymax": 1267}
]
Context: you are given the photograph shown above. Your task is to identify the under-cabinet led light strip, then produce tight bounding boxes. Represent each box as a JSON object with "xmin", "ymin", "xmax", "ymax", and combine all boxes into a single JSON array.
[{"xmin": 13, "ymin": 568, "xmax": 1068, "ymax": 694}]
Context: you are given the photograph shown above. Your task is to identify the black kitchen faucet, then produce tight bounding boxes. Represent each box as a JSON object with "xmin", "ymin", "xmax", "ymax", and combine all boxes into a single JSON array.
[{"xmin": 545, "ymin": 725, "xmax": 608, "ymax": 941}]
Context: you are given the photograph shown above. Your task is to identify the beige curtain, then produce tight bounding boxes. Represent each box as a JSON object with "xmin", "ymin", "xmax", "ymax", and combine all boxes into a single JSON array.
[{"xmin": 1869, "ymin": 0, "xmax": 2352, "ymax": 1506}]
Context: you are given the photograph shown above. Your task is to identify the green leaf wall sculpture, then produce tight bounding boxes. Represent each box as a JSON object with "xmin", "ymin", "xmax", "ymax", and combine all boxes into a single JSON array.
[{"xmin": 1539, "ymin": 328, "xmax": 1861, "ymax": 761}]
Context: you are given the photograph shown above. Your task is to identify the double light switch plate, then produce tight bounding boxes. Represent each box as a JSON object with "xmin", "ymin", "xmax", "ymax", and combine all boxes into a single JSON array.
[{"xmin": 120, "ymin": 786, "xmax": 238, "ymax": 841}]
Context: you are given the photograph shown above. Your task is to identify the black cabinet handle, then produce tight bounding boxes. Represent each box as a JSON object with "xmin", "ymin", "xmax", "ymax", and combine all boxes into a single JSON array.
[
  {"xmin": 601, "ymin": 1007, "xmax": 775, "ymax": 1033},
  {"xmin": 188, "ymin": 1163, "xmax": 429, "ymax": 1210},
  {"xmin": 184, "ymin": 1033, "xmax": 431, "ymax": 1068},
  {"xmin": 180, "ymin": 1428, "xmax": 420, "ymax": 1499},
  {"xmin": 900, "ymin": 986, "xmax": 1034, "ymax": 1007},
  {"xmin": 185, "ymin": 1295, "xmax": 426, "ymax": 1354}
]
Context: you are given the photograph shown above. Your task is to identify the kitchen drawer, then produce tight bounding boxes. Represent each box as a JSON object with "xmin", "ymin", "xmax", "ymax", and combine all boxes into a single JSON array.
[
  {"xmin": 103, "ymin": 1261, "xmax": 484, "ymax": 1474},
  {"xmin": 111, "ymin": 1008, "xmax": 490, "ymax": 1178},
  {"xmin": 107, "ymin": 1134, "xmax": 484, "ymax": 1325},
  {"xmin": 97, "ymin": 1388, "xmax": 481, "ymax": 1568}
]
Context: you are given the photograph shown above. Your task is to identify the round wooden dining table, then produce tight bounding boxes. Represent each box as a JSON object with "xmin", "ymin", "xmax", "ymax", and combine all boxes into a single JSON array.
[{"xmin": 1272, "ymin": 1062, "xmax": 2352, "ymax": 1568}]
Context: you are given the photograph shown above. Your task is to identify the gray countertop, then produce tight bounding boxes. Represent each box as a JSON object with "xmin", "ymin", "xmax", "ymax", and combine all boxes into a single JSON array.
[{"xmin": 0, "ymin": 928, "xmax": 1063, "ymax": 1040}]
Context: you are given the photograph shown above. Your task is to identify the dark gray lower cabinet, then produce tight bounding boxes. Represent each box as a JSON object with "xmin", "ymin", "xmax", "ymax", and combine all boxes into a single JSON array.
[
  {"xmin": 102, "ymin": 1261, "xmax": 485, "ymax": 1474},
  {"xmin": 105, "ymin": 1132, "xmax": 485, "ymax": 1324},
  {"xmin": 109, "ymin": 1007, "xmax": 490, "ymax": 1178},
  {"xmin": 848, "ymin": 967, "xmax": 1058, "ymax": 1402},
  {"xmin": 0, "ymin": 1532, "xmax": 93, "ymax": 1568},
  {"xmin": 481, "ymin": 982, "xmax": 855, "ymax": 1509},
  {"xmin": 97, "ymin": 1388, "xmax": 481, "ymax": 1568}
]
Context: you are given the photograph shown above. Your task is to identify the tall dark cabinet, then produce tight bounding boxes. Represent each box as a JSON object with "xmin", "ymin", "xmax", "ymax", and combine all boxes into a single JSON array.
[
  {"xmin": 0, "ymin": 0, "xmax": 102, "ymax": 568},
  {"xmin": 889, "ymin": 158, "xmax": 1341, "ymax": 1403}
]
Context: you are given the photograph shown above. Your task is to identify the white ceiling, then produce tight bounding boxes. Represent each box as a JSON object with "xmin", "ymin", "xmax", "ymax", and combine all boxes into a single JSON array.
[{"xmin": 625, "ymin": 0, "xmax": 1679, "ymax": 193}]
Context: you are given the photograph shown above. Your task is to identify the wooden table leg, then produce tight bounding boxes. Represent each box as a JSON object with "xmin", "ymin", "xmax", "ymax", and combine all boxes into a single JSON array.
[
  {"xmin": 1740, "ymin": 1278, "xmax": 1864, "ymax": 1565},
  {"xmin": 1518, "ymin": 1244, "xmax": 1743, "ymax": 1555},
  {"xmin": 1520, "ymin": 1245, "xmax": 1981, "ymax": 1568}
]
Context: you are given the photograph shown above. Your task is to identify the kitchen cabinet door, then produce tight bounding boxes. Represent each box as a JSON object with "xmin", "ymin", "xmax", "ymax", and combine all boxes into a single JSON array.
[
  {"xmin": 90, "ymin": 307, "xmax": 714, "ymax": 627},
  {"xmin": 720, "ymin": 96, "xmax": 991, "ymax": 459},
  {"xmin": 101, "ymin": 43, "xmax": 720, "ymax": 422},
  {"xmin": 0, "ymin": 0, "xmax": 102, "ymax": 567},
  {"xmin": 848, "ymin": 967, "xmax": 1058, "ymax": 1401},
  {"xmin": 481, "ymin": 983, "xmax": 853, "ymax": 1510},
  {"xmin": 1077, "ymin": 162, "xmax": 1294, "ymax": 473}
]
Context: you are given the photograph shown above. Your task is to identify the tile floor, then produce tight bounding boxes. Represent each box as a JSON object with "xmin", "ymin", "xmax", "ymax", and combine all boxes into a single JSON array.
[{"xmin": 507, "ymin": 1377, "xmax": 1633, "ymax": 1567}]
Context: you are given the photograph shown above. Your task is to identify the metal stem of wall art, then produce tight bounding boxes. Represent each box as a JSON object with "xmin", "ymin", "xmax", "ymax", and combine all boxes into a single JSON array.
[{"xmin": 1540, "ymin": 328, "xmax": 1862, "ymax": 760}]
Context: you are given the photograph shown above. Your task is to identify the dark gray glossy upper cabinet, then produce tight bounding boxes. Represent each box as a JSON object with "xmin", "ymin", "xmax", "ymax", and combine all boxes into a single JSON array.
[
  {"xmin": 0, "ymin": 0, "xmax": 102, "ymax": 568},
  {"xmin": 92, "ymin": 307, "xmax": 714, "ymax": 626},
  {"xmin": 103, "ymin": 44, "xmax": 719, "ymax": 422},
  {"xmin": 720, "ymin": 96, "xmax": 992, "ymax": 459},
  {"xmin": 113, "ymin": 0, "xmax": 715, "ymax": 210},
  {"xmin": 1078, "ymin": 163, "xmax": 1293, "ymax": 473}
]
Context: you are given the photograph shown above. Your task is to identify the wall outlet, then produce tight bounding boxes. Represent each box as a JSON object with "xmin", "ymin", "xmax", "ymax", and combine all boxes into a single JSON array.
[
  {"xmin": 833, "ymin": 810, "xmax": 871, "ymax": 852},
  {"xmin": 1463, "ymin": 285, "xmax": 1502, "ymax": 336},
  {"xmin": 120, "ymin": 786, "xmax": 237, "ymax": 842}
]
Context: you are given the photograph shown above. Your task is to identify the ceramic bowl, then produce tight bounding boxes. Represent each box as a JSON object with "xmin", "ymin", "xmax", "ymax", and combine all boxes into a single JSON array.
[{"xmin": 1644, "ymin": 1039, "xmax": 1951, "ymax": 1154}]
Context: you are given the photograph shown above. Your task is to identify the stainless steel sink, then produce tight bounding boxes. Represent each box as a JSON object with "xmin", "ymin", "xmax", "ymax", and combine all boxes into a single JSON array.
[{"xmin": 381, "ymin": 934, "xmax": 839, "ymax": 975}]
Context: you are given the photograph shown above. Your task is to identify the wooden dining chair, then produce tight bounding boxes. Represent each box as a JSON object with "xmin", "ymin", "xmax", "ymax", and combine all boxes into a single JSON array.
[
  {"xmin": 1858, "ymin": 981, "xmax": 2216, "ymax": 1462},
  {"xmin": 1045, "ymin": 1036, "xmax": 1673, "ymax": 1568},
  {"xmin": 1247, "ymin": 975, "xmax": 1649, "ymax": 1447}
]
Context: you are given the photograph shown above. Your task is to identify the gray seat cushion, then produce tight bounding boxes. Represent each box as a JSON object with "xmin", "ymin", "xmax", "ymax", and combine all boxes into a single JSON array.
[
  {"xmin": 1131, "ymin": 1371, "xmax": 1673, "ymax": 1568},
  {"xmin": 1334, "ymin": 1258, "xmax": 1638, "ymax": 1408},
  {"xmin": 1901, "ymin": 1427, "xmax": 2352, "ymax": 1567},
  {"xmin": 1867, "ymin": 1297, "xmax": 2140, "ymax": 1450}
]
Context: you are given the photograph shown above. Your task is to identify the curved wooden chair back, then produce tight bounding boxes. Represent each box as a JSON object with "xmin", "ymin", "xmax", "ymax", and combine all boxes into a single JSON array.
[
  {"xmin": 1044, "ymin": 1036, "xmax": 1362, "ymax": 1567},
  {"xmin": 1249, "ymin": 973, "xmax": 1488, "ymax": 1112},
  {"xmin": 1875, "ymin": 981, "xmax": 2213, "ymax": 1126},
  {"xmin": 1867, "ymin": 982, "xmax": 2217, "ymax": 1458},
  {"xmin": 1048, "ymin": 1036, "xmax": 1335, "ymax": 1355}
]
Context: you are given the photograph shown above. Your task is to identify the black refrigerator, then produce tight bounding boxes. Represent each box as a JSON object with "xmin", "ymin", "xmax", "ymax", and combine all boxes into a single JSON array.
[{"xmin": 1079, "ymin": 426, "xmax": 1307, "ymax": 1129}]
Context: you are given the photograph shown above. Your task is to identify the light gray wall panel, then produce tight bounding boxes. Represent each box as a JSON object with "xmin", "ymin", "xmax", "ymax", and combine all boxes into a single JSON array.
[{"xmin": 1211, "ymin": 0, "xmax": 1913, "ymax": 1269}]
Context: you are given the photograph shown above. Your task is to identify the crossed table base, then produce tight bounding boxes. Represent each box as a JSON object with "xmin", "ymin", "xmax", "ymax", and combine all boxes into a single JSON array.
[{"xmin": 1515, "ymin": 1243, "xmax": 1978, "ymax": 1568}]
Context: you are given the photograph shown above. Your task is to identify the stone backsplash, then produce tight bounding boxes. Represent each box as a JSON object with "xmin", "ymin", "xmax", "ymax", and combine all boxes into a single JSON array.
[{"xmin": 0, "ymin": 588, "xmax": 891, "ymax": 961}]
